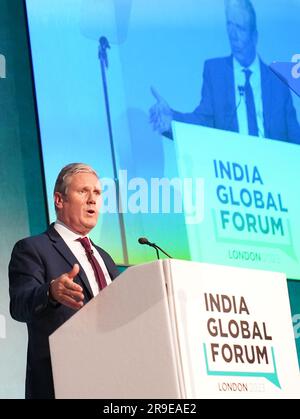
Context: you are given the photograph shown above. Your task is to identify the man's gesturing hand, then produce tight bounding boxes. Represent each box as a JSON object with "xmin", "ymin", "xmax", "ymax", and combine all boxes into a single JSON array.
[
  {"xmin": 49, "ymin": 264, "xmax": 84, "ymax": 310},
  {"xmin": 149, "ymin": 86, "xmax": 173, "ymax": 133}
]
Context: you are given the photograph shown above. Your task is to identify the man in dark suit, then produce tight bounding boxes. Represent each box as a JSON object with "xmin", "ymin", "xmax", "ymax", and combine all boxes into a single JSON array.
[
  {"xmin": 9, "ymin": 163, "xmax": 120, "ymax": 399},
  {"xmin": 149, "ymin": 0, "xmax": 300, "ymax": 144}
]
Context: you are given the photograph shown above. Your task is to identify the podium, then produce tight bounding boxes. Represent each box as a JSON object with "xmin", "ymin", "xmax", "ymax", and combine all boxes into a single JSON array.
[{"xmin": 49, "ymin": 259, "xmax": 300, "ymax": 399}]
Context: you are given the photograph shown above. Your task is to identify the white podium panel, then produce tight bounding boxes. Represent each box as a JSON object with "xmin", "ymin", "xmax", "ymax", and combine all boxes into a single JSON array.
[
  {"xmin": 50, "ymin": 261, "xmax": 183, "ymax": 399},
  {"xmin": 165, "ymin": 260, "xmax": 300, "ymax": 398}
]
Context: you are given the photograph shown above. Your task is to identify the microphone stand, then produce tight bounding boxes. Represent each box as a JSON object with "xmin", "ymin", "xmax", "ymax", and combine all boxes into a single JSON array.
[
  {"xmin": 98, "ymin": 36, "xmax": 129, "ymax": 265},
  {"xmin": 152, "ymin": 245, "xmax": 160, "ymax": 260},
  {"xmin": 139, "ymin": 238, "xmax": 172, "ymax": 260},
  {"xmin": 152, "ymin": 243, "xmax": 172, "ymax": 259}
]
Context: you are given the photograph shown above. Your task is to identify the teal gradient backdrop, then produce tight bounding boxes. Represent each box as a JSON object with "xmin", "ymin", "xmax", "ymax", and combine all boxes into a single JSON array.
[
  {"xmin": 0, "ymin": 0, "xmax": 47, "ymax": 398},
  {"xmin": 288, "ymin": 280, "xmax": 300, "ymax": 369}
]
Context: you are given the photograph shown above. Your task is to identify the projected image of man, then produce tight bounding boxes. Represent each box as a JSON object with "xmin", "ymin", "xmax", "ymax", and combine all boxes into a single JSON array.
[{"xmin": 149, "ymin": 0, "xmax": 300, "ymax": 144}]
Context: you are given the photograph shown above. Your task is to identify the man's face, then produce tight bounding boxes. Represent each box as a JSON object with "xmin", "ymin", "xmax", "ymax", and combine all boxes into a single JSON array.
[
  {"xmin": 226, "ymin": 5, "xmax": 257, "ymax": 67},
  {"xmin": 55, "ymin": 172, "xmax": 102, "ymax": 235}
]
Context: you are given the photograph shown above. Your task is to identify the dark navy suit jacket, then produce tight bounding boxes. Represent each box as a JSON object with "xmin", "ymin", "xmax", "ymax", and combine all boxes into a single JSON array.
[
  {"xmin": 173, "ymin": 55, "xmax": 300, "ymax": 144},
  {"xmin": 9, "ymin": 224, "xmax": 120, "ymax": 399}
]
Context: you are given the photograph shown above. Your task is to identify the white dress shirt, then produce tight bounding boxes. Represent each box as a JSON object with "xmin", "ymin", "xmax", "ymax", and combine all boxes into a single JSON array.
[
  {"xmin": 54, "ymin": 220, "xmax": 112, "ymax": 296},
  {"xmin": 233, "ymin": 56, "xmax": 265, "ymax": 138}
]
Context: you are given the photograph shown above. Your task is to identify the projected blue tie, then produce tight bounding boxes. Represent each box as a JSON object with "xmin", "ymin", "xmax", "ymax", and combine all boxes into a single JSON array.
[{"xmin": 243, "ymin": 69, "xmax": 259, "ymax": 137}]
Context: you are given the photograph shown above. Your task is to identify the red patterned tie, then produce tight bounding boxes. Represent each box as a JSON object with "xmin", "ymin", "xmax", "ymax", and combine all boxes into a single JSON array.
[{"xmin": 77, "ymin": 237, "xmax": 107, "ymax": 290}]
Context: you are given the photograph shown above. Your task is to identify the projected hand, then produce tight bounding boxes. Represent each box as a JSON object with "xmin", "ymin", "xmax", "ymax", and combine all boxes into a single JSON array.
[
  {"xmin": 149, "ymin": 86, "xmax": 173, "ymax": 133},
  {"xmin": 49, "ymin": 264, "xmax": 84, "ymax": 310}
]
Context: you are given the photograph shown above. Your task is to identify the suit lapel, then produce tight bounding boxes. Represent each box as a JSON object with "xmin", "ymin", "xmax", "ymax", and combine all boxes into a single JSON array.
[
  {"xmin": 47, "ymin": 224, "xmax": 93, "ymax": 298},
  {"xmin": 225, "ymin": 56, "xmax": 239, "ymax": 132},
  {"xmin": 260, "ymin": 59, "xmax": 272, "ymax": 138}
]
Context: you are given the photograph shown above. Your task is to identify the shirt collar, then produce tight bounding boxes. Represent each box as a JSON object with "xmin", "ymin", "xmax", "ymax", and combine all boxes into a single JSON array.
[
  {"xmin": 233, "ymin": 54, "xmax": 260, "ymax": 75},
  {"xmin": 54, "ymin": 219, "xmax": 89, "ymax": 242}
]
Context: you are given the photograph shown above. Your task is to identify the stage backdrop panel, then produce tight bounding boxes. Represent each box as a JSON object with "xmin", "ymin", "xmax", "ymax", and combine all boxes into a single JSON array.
[{"xmin": 173, "ymin": 122, "xmax": 300, "ymax": 280}]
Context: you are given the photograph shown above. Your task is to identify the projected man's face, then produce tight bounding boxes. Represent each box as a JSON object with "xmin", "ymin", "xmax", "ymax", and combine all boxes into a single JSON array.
[{"xmin": 226, "ymin": 4, "xmax": 257, "ymax": 68}]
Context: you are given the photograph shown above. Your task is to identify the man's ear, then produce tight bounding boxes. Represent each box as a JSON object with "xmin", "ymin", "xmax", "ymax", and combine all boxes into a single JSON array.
[{"xmin": 54, "ymin": 192, "xmax": 64, "ymax": 210}]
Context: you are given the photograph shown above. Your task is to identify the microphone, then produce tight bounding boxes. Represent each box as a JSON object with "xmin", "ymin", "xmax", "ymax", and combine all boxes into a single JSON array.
[
  {"xmin": 238, "ymin": 85, "xmax": 245, "ymax": 97},
  {"xmin": 138, "ymin": 237, "xmax": 151, "ymax": 245},
  {"xmin": 228, "ymin": 85, "xmax": 245, "ymax": 130},
  {"xmin": 138, "ymin": 237, "xmax": 173, "ymax": 260},
  {"xmin": 98, "ymin": 36, "xmax": 110, "ymax": 68}
]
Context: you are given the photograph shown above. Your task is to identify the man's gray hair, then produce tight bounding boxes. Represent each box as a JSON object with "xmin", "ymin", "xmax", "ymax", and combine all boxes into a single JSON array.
[
  {"xmin": 225, "ymin": 0, "xmax": 257, "ymax": 32},
  {"xmin": 54, "ymin": 163, "xmax": 99, "ymax": 197}
]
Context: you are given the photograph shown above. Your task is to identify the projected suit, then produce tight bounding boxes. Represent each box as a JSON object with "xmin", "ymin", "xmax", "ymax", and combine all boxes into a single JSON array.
[{"xmin": 172, "ymin": 55, "xmax": 300, "ymax": 144}]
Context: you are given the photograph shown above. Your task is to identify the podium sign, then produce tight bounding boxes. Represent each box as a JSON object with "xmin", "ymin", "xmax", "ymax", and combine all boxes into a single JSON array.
[
  {"xmin": 172, "ymin": 122, "xmax": 300, "ymax": 280},
  {"xmin": 166, "ymin": 259, "xmax": 299, "ymax": 398}
]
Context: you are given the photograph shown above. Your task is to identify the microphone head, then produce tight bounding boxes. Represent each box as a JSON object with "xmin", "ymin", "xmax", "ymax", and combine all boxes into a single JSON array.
[
  {"xmin": 99, "ymin": 36, "xmax": 110, "ymax": 49},
  {"xmin": 138, "ymin": 237, "xmax": 149, "ymax": 245}
]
